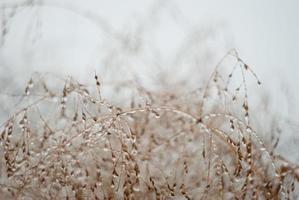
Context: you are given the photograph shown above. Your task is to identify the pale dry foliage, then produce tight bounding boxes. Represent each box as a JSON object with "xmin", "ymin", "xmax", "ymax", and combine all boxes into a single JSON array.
[
  {"xmin": 1, "ymin": 1, "xmax": 299, "ymax": 200},
  {"xmin": 0, "ymin": 49, "xmax": 298, "ymax": 200}
]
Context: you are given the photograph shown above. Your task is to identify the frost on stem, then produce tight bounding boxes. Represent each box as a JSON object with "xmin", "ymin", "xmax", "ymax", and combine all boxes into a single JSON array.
[{"xmin": 0, "ymin": 52, "xmax": 297, "ymax": 200}]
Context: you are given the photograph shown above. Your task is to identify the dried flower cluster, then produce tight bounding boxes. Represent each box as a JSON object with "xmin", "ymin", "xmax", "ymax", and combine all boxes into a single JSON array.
[{"xmin": 0, "ymin": 50, "xmax": 298, "ymax": 200}]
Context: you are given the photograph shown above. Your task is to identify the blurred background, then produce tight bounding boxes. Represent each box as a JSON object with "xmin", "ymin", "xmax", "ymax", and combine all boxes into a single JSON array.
[{"xmin": 0, "ymin": 0, "xmax": 298, "ymax": 161}]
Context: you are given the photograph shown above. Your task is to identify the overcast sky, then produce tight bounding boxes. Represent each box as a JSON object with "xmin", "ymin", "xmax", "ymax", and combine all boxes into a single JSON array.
[
  {"xmin": 0, "ymin": 0, "xmax": 299, "ymax": 161},
  {"xmin": 0, "ymin": 0, "xmax": 298, "ymax": 120}
]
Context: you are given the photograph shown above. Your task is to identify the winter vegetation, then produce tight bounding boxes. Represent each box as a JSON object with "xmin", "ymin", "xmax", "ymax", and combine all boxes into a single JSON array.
[{"xmin": 0, "ymin": 1, "xmax": 298, "ymax": 199}]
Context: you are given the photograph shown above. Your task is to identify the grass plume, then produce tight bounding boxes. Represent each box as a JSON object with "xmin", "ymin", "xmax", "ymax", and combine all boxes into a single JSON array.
[{"xmin": 0, "ymin": 50, "xmax": 298, "ymax": 199}]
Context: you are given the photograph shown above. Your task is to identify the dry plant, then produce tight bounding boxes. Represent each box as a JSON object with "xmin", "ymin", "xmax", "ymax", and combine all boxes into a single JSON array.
[
  {"xmin": 1, "ymin": 1, "xmax": 298, "ymax": 200},
  {"xmin": 0, "ymin": 49, "xmax": 298, "ymax": 200}
]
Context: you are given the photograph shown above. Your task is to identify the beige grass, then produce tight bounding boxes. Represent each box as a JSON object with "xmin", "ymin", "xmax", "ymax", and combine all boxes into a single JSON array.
[{"xmin": 0, "ymin": 50, "xmax": 298, "ymax": 200}]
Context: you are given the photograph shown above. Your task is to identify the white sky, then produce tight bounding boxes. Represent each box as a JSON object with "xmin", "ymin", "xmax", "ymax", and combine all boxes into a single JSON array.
[
  {"xmin": 1, "ymin": 0, "xmax": 299, "ymax": 120},
  {"xmin": 0, "ymin": 0, "xmax": 299, "ymax": 160}
]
